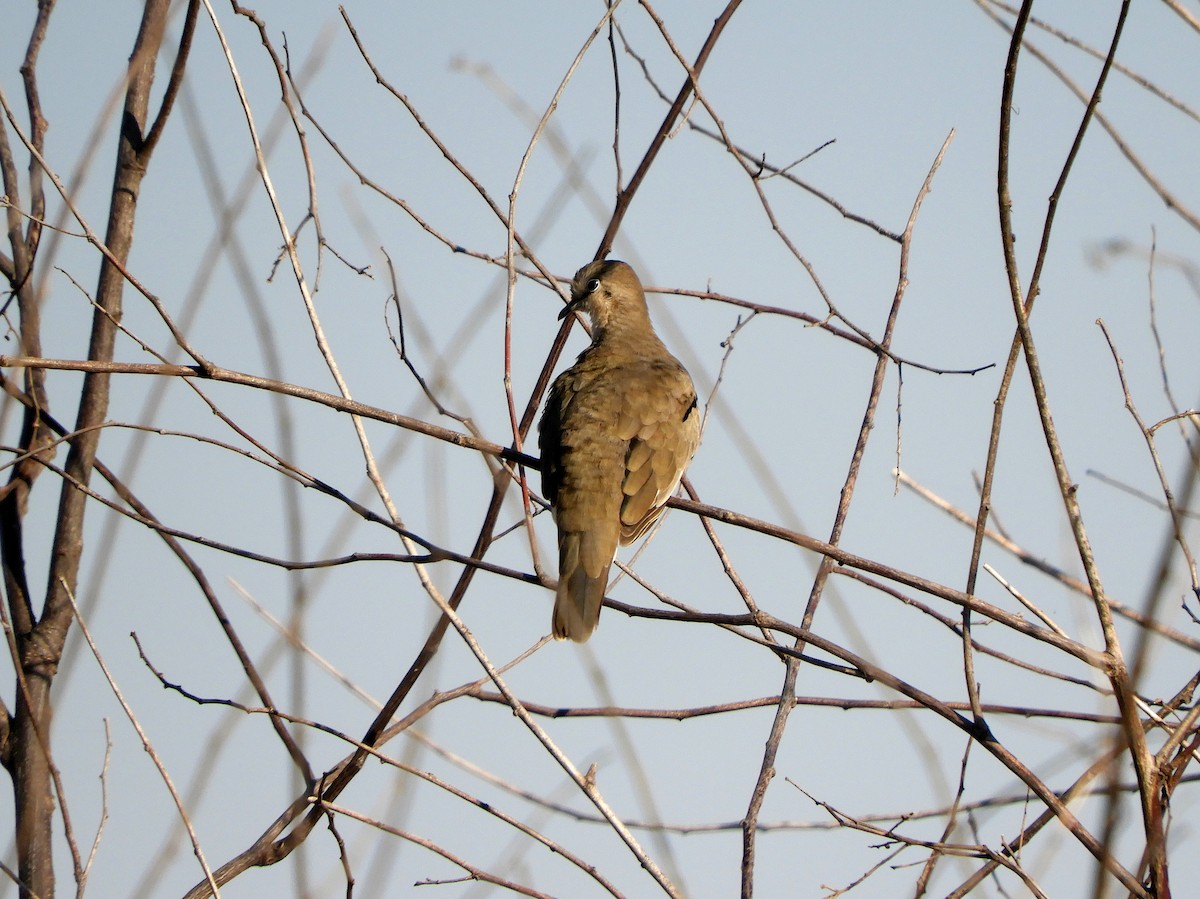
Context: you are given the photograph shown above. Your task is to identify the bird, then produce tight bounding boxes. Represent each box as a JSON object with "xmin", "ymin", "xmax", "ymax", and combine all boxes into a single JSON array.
[{"xmin": 538, "ymin": 260, "xmax": 701, "ymax": 642}]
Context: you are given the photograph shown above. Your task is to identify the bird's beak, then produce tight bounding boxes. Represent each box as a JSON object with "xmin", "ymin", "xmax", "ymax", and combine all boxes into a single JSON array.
[{"xmin": 558, "ymin": 296, "xmax": 582, "ymax": 320}]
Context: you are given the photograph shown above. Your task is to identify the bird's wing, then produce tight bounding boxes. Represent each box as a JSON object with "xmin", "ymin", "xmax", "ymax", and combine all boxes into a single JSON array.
[{"xmin": 619, "ymin": 361, "xmax": 701, "ymax": 544}]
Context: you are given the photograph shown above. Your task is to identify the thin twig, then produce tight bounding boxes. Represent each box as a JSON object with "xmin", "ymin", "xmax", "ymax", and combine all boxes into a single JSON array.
[{"xmin": 63, "ymin": 580, "xmax": 220, "ymax": 895}]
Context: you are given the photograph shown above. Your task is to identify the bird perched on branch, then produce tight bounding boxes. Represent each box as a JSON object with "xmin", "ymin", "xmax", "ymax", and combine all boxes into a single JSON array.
[{"xmin": 539, "ymin": 260, "xmax": 701, "ymax": 642}]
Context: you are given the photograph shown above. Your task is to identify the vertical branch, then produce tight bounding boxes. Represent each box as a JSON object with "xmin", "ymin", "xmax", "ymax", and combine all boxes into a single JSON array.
[
  {"xmin": 605, "ymin": 0, "xmax": 624, "ymax": 192},
  {"xmin": 0, "ymin": 1, "xmax": 59, "ymax": 654},
  {"xmin": 993, "ymin": 3, "xmax": 1167, "ymax": 896},
  {"xmin": 16, "ymin": 0, "xmax": 56, "ymax": 265},
  {"xmin": 740, "ymin": 132, "xmax": 954, "ymax": 897},
  {"xmin": 3, "ymin": 3, "xmax": 195, "ymax": 897}
]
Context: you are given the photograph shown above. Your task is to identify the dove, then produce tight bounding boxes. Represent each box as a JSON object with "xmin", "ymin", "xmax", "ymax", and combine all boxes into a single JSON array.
[{"xmin": 538, "ymin": 260, "xmax": 700, "ymax": 641}]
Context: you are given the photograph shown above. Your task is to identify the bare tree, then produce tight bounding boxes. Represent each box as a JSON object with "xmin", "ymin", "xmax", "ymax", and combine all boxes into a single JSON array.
[
  {"xmin": 2, "ymin": 2, "xmax": 199, "ymax": 895},
  {"xmin": 1, "ymin": 1, "xmax": 1196, "ymax": 897}
]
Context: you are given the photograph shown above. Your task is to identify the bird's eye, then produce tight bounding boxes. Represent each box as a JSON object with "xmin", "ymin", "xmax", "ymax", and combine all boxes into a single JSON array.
[{"xmin": 586, "ymin": 277, "xmax": 601, "ymax": 294}]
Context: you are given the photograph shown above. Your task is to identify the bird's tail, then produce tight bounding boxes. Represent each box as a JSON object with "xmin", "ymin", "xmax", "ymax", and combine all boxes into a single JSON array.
[{"xmin": 552, "ymin": 534, "xmax": 608, "ymax": 642}]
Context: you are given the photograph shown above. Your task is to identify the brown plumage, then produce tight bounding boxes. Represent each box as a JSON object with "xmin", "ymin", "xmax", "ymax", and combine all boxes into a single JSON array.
[{"xmin": 538, "ymin": 260, "xmax": 701, "ymax": 642}]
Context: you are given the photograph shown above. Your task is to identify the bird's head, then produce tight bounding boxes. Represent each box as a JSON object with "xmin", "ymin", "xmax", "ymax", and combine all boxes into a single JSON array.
[{"xmin": 559, "ymin": 260, "xmax": 652, "ymax": 336}]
